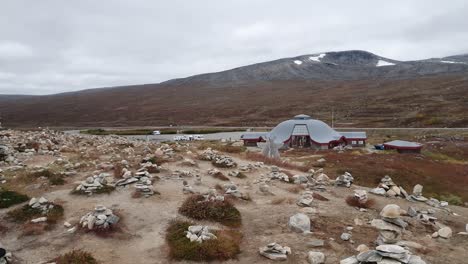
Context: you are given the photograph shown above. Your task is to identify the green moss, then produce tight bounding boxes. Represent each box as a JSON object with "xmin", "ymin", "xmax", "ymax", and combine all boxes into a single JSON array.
[
  {"xmin": 0, "ymin": 190, "xmax": 29, "ymax": 208},
  {"xmin": 7, "ymin": 203, "xmax": 64, "ymax": 223}
]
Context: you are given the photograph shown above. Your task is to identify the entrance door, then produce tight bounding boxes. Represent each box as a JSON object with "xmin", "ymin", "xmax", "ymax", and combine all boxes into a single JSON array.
[
  {"xmin": 291, "ymin": 135, "xmax": 311, "ymax": 148},
  {"xmin": 290, "ymin": 124, "xmax": 311, "ymax": 148}
]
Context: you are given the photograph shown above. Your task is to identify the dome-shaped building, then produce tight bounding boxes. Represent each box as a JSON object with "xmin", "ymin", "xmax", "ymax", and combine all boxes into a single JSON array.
[{"xmin": 265, "ymin": 114, "xmax": 366, "ymax": 149}]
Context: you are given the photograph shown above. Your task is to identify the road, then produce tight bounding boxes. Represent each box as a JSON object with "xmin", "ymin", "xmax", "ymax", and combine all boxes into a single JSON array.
[{"xmin": 64, "ymin": 130, "xmax": 248, "ymax": 142}]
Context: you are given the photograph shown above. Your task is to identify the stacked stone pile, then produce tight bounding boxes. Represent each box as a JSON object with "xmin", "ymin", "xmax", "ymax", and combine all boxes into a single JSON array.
[
  {"xmin": 185, "ymin": 226, "xmax": 217, "ymax": 243},
  {"xmin": 212, "ymin": 155, "xmax": 237, "ymax": 168},
  {"xmin": 297, "ymin": 191, "xmax": 314, "ymax": 207},
  {"xmin": 370, "ymin": 176, "xmax": 409, "ymax": 198},
  {"xmin": 202, "ymin": 190, "xmax": 225, "ymax": 202},
  {"xmin": 269, "ymin": 166, "xmax": 289, "ymax": 182},
  {"xmin": 371, "ymin": 204, "xmax": 407, "ymax": 245},
  {"xmin": 259, "ymin": 243, "xmax": 292, "ymax": 261},
  {"xmin": 182, "ymin": 180, "xmax": 195, "ymax": 194},
  {"xmin": 199, "ymin": 148, "xmax": 237, "ymax": 167},
  {"xmin": 79, "ymin": 205, "xmax": 120, "ymax": 231},
  {"xmin": 75, "ymin": 173, "xmax": 111, "ymax": 194},
  {"xmin": 29, "ymin": 197, "xmax": 54, "ymax": 213},
  {"xmin": 335, "ymin": 172, "xmax": 354, "ymax": 187},
  {"xmin": 342, "ymin": 204, "xmax": 427, "ymax": 263}
]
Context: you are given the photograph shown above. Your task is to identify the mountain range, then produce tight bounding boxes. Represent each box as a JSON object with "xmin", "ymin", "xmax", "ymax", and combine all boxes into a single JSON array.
[{"xmin": 1, "ymin": 50, "xmax": 467, "ymax": 128}]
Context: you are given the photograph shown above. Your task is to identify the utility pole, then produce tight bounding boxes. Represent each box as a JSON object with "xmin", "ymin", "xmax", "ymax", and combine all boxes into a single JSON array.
[{"xmin": 331, "ymin": 107, "xmax": 334, "ymax": 128}]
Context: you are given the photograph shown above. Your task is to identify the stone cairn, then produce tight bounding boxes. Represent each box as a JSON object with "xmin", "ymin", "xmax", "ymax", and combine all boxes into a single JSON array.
[
  {"xmin": 115, "ymin": 163, "xmax": 158, "ymax": 196},
  {"xmin": 28, "ymin": 197, "xmax": 57, "ymax": 223},
  {"xmin": 334, "ymin": 171, "xmax": 354, "ymax": 187},
  {"xmin": 354, "ymin": 189, "xmax": 368, "ymax": 204},
  {"xmin": 341, "ymin": 204, "xmax": 427, "ymax": 264},
  {"xmin": 409, "ymin": 184, "xmax": 449, "ymax": 209},
  {"xmin": 182, "ymin": 180, "xmax": 195, "ymax": 194},
  {"xmin": 202, "ymin": 189, "xmax": 225, "ymax": 202},
  {"xmin": 259, "ymin": 242, "xmax": 292, "ymax": 261},
  {"xmin": 75, "ymin": 173, "xmax": 111, "ymax": 194},
  {"xmin": 409, "ymin": 184, "xmax": 427, "ymax": 202},
  {"xmin": 79, "ymin": 205, "xmax": 120, "ymax": 231},
  {"xmin": 307, "ymin": 168, "xmax": 331, "ymax": 191},
  {"xmin": 174, "ymin": 169, "xmax": 197, "ymax": 178},
  {"xmin": 297, "ymin": 190, "xmax": 314, "ymax": 207},
  {"xmin": 223, "ymin": 183, "xmax": 245, "ymax": 199},
  {"xmin": 185, "ymin": 225, "xmax": 217, "ymax": 243},
  {"xmin": 370, "ymin": 175, "xmax": 409, "ymax": 198},
  {"xmin": 269, "ymin": 166, "xmax": 289, "ymax": 182},
  {"xmin": 372, "ymin": 204, "xmax": 407, "ymax": 245}
]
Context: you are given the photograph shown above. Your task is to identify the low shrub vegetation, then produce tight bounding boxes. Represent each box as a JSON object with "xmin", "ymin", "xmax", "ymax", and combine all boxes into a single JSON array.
[
  {"xmin": 71, "ymin": 185, "xmax": 115, "ymax": 195},
  {"xmin": 27, "ymin": 169, "xmax": 66, "ymax": 185},
  {"xmin": 7, "ymin": 203, "xmax": 64, "ymax": 223},
  {"xmin": 434, "ymin": 193, "xmax": 463, "ymax": 206},
  {"xmin": 0, "ymin": 190, "xmax": 29, "ymax": 208},
  {"xmin": 345, "ymin": 196, "xmax": 375, "ymax": 209},
  {"xmin": 270, "ymin": 197, "xmax": 295, "ymax": 205},
  {"xmin": 286, "ymin": 185, "xmax": 305, "ymax": 194},
  {"xmin": 53, "ymin": 249, "xmax": 99, "ymax": 264},
  {"xmin": 166, "ymin": 220, "xmax": 242, "ymax": 261},
  {"xmin": 179, "ymin": 195, "xmax": 242, "ymax": 227}
]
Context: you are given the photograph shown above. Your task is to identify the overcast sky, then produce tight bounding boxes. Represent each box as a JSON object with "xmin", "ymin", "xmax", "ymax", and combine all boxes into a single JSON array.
[{"xmin": 0, "ymin": 0, "xmax": 467, "ymax": 95}]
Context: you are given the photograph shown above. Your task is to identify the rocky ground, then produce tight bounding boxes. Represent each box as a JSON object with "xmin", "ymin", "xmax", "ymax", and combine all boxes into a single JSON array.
[{"xmin": 0, "ymin": 129, "xmax": 467, "ymax": 264}]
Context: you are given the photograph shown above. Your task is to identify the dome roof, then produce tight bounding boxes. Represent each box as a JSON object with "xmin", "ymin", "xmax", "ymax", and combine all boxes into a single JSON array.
[{"xmin": 268, "ymin": 115, "xmax": 343, "ymax": 144}]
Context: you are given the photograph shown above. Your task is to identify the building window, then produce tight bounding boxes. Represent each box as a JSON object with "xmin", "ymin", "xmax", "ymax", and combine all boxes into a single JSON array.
[
  {"xmin": 352, "ymin": 140, "xmax": 356, "ymax": 145},
  {"xmin": 358, "ymin": 140, "xmax": 363, "ymax": 144}
]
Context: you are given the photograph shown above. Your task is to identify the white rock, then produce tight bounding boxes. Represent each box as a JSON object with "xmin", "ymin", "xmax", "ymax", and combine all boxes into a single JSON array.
[
  {"xmin": 438, "ymin": 227, "xmax": 452, "ymax": 239},
  {"xmin": 307, "ymin": 251, "xmax": 325, "ymax": 264},
  {"xmin": 288, "ymin": 213, "xmax": 311, "ymax": 233},
  {"xmin": 31, "ymin": 217, "xmax": 47, "ymax": 223}
]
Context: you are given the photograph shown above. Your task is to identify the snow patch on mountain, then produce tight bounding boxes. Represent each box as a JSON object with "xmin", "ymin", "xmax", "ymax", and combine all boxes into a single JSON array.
[
  {"xmin": 309, "ymin": 54, "xmax": 326, "ymax": 62},
  {"xmin": 376, "ymin": 60, "xmax": 395, "ymax": 67},
  {"xmin": 440, "ymin": 60, "xmax": 465, "ymax": 64},
  {"xmin": 294, "ymin": 60, "xmax": 303, "ymax": 65}
]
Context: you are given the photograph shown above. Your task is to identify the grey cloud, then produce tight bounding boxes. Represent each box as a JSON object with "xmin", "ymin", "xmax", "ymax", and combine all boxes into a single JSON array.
[{"xmin": 0, "ymin": 0, "xmax": 467, "ymax": 94}]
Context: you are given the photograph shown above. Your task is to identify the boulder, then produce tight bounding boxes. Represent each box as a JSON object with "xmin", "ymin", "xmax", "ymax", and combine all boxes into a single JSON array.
[
  {"xmin": 307, "ymin": 251, "xmax": 325, "ymax": 264},
  {"xmin": 288, "ymin": 213, "xmax": 311, "ymax": 233},
  {"xmin": 438, "ymin": 227, "xmax": 452, "ymax": 239},
  {"xmin": 380, "ymin": 204, "xmax": 402, "ymax": 219}
]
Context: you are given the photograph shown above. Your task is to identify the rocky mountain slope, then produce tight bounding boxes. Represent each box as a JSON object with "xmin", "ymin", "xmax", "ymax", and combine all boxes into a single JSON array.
[{"xmin": 1, "ymin": 50, "xmax": 468, "ymax": 128}]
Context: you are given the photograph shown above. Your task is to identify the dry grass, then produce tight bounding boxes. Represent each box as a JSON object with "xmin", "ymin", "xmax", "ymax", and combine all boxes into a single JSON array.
[
  {"xmin": 245, "ymin": 152, "xmax": 311, "ymax": 172},
  {"xmin": 53, "ymin": 249, "xmax": 98, "ymax": 264},
  {"xmin": 270, "ymin": 197, "xmax": 295, "ymax": 205},
  {"xmin": 166, "ymin": 219, "xmax": 242, "ymax": 262},
  {"xmin": 21, "ymin": 169, "xmax": 66, "ymax": 185},
  {"xmin": 214, "ymin": 184, "xmax": 224, "ymax": 192},
  {"xmin": 113, "ymin": 163, "xmax": 124, "ymax": 179},
  {"xmin": 312, "ymin": 192, "xmax": 330, "ymax": 201},
  {"xmin": 179, "ymin": 195, "xmax": 242, "ymax": 227},
  {"xmin": 211, "ymin": 171, "xmax": 229, "ymax": 181},
  {"xmin": 21, "ymin": 222, "xmax": 49, "ymax": 236},
  {"xmin": 345, "ymin": 196, "xmax": 376, "ymax": 209},
  {"xmin": 286, "ymin": 185, "xmax": 305, "ymax": 194}
]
